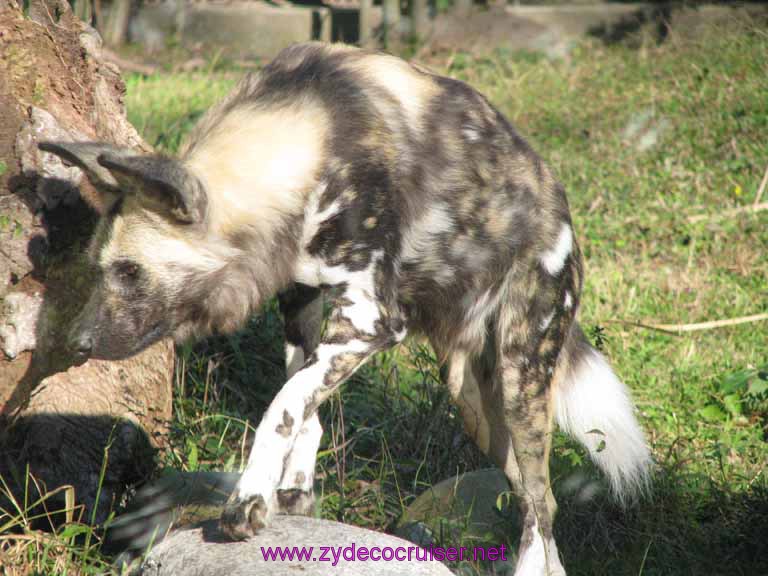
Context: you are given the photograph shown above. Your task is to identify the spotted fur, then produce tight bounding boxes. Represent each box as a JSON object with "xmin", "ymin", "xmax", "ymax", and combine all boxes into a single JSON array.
[{"xmin": 39, "ymin": 42, "xmax": 650, "ymax": 576}]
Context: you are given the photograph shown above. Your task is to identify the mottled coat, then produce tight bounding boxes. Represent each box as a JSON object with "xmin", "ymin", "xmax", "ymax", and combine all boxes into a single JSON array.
[{"xmin": 40, "ymin": 42, "xmax": 650, "ymax": 576}]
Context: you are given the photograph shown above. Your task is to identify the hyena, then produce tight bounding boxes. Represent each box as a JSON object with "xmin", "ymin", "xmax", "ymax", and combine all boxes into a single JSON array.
[{"xmin": 40, "ymin": 42, "xmax": 650, "ymax": 575}]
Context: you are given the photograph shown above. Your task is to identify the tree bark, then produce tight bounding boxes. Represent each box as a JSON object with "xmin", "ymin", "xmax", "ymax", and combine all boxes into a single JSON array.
[{"xmin": 0, "ymin": 0, "xmax": 173, "ymax": 526}]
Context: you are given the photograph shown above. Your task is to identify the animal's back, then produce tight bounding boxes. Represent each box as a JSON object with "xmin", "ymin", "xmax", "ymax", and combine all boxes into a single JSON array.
[{"xmin": 183, "ymin": 43, "xmax": 576, "ymax": 354}]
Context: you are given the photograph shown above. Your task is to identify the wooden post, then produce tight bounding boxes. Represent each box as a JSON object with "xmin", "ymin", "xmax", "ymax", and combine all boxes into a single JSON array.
[
  {"xmin": 383, "ymin": 0, "xmax": 400, "ymax": 49},
  {"xmin": 410, "ymin": 0, "xmax": 429, "ymax": 43},
  {"xmin": 455, "ymin": 0, "xmax": 472, "ymax": 18},
  {"xmin": 359, "ymin": 0, "xmax": 373, "ymax": 48},
  {"xmin": 103, "ymin": 0, "xmax": 132, "ymax": 46}
]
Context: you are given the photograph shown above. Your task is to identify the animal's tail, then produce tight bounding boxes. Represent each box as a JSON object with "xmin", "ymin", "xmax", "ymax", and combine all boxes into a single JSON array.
[{"xmin": 554, "ymin": 324, "xmax": 652, "ymax": 502}]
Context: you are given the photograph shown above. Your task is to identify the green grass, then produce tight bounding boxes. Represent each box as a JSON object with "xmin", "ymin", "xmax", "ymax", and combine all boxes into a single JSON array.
[
  {"xmin": 5, "ymin": 20, "xmax": 767, "ymax": 576},
  {"xmin": 124, "ymin": 73, "xmax": 237, "ymax": 154},
  {"xmin": 0, "ymin": 458, "xmax": 115, "ymax": 575}
]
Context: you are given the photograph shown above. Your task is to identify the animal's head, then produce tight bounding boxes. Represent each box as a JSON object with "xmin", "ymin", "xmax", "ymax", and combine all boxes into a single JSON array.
[{"xmin": 39, "ymin": 141, "xmax": 218, "ymax": 361}]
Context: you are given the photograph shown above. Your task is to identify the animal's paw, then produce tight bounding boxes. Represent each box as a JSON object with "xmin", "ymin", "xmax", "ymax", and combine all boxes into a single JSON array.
[
  {"xmin": 220, "ymin": 493, "xmax": 273, "ymax": 540},
  {"xmin": 276, "ymin": 488, "xmax": 315, "ymax": 516}
]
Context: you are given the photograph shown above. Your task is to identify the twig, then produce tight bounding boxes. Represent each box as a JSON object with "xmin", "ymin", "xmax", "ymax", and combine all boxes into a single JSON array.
[
  {"xmin": 587, "ymin": 193, "xmax": 604, "ymax": 214},
  {"xmin": 316, "ymin": 435, "xmax": 355, "ymax": 458},
  {"xmin": 608, "ymin": 312, "xmax": 768, "ymax": 335},
  {"xmin": 687, "ymin": 202, "xmax": 768, "ymax": 223},
  {"xmin": 755, "ymin": 164, "xmax": 768, "ymax": 206}
]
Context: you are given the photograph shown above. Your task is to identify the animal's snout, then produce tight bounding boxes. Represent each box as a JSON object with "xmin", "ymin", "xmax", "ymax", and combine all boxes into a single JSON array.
[
  {"xmin": 69, "ymin": 331, "xmax": 93, "ymax": 360},
  {"xmin": 67, "ymin": 291, "xmax": 102, "ymax": 361}
]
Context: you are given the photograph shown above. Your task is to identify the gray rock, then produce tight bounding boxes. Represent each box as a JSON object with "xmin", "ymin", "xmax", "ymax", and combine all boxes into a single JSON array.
[
  {"xmin": 107, "ymin": 470, "xmax": 240, "ymax": 560},
  {"xmin": 396, "ymin": 469, "xmax": 518, "ymax": 576},
  {"xmin": 181, "ymin": 2, "xmax": 330, "ymax": 59},
  {"xmin": 0, "ymin": 291, "xmax": 43, "ymax": 358},
  {"xmin": 136, "ymin": 516, "xmax": 454, "ymax": 576},
  {"xmin": 129, "ymin": 0, "xmax": 182, "ymax": 53},
  {"xmin": 397, "ymin": 469, "xmax": 517, "ymax": 547},
  {"xmin": 129, "ymin": 0, "xmax": 331, "ymax": 59}
]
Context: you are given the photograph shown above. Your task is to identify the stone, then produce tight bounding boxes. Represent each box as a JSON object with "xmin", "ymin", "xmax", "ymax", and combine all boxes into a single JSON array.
[
  {"xmin": 396, "ymin": 469, "xmax": 519, "ymax": 575},
  {"xmin": 429, "ymin": 3, "xmax": 768, "ymax": 59},
  {"xmin": 136, "ymin": 516, "xmax": 454, "ymax": 575},
  {"xmin": 0, "ymin": 291, "xmax": 43, "ymax": 359},
  {"xmin": 129, "ymin": 0, "xmax": 182, "ymax": 53},
  {"xmin": 396, "ymin": 469, "xmax": 517, "ymax": 548}
]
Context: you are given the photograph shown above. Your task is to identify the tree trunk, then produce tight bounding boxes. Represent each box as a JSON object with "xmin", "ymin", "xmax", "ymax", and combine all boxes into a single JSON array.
[{"xmin": 0, "ymin": 0, "xmax": 173, "ymax": 527}]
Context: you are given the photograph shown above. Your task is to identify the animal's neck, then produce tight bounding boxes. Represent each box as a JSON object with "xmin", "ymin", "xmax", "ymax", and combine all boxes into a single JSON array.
[
  {"xmin": 175, "ymin": 219, "xmax": 303, "ymax": 341},
  {"xmin": 176, "ymin": 102, "xmax": 330, "ymax": 336},
  {"xmin": 182, "ymin": 104, "xmax": 328, "ymax": 241}
]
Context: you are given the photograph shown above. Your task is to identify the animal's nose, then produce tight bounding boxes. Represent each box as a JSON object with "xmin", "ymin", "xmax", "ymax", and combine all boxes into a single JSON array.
[{"xmin": 71, "ymin": 334, "xmax": 93, "ymax": 358}]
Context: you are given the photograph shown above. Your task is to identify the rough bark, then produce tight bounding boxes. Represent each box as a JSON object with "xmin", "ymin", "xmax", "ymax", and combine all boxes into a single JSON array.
[{"xmin": 0, "ymin": 0, "xmax": 173, "ymax": 526}]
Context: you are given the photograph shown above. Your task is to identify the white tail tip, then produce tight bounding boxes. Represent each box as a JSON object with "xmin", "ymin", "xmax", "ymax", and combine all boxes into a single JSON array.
[{"xmin": 555, "ymin": 348, "xmax": 652, "ymax": 502}]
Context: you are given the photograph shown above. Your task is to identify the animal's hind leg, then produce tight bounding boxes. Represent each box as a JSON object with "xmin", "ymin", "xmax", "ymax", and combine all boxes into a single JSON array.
[
  {"xmin": 442, "ymin": 347, "xmax": 493, "ymax": 456},
  {"xmin": 490, "ymin": 304, "xmax": 575, "ymax": 576},
  {"xmin": 443, "ymin": 339, "xmax": 564, "ymax": 576},
  {"xmin": 494, "ymin": 356, "xmax": 564, "ymax": 576},
  {"xmin": 275, "ymin": 285, "xmax": 324, "ymax": 516}
]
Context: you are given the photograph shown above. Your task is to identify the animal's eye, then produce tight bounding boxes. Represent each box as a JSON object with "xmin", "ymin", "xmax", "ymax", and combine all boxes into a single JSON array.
[{"xmin": 115, "ymin": 262, "xmax": 140, "ymax": 281}]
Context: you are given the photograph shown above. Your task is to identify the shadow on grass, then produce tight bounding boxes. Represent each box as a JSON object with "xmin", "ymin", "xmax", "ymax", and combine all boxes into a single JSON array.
[
  {"xmin": 0, "ymin": 414, "xmax": 155, "ymax": 530},
  {"xmin": 588, "ymin": 4, "xmax": 675, "ymax": 46},
  {"xmin": 554, "ymin": 467, "xmax": 768, "ymax": 576}
]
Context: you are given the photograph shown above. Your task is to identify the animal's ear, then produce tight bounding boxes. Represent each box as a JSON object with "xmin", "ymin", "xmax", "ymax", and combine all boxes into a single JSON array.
[
  {"xmin": 38, "ymin": 141, "xmax": 131, "ymax": 214},
  {"xmin": 97, "ymin": 153, "xmax": 208, "ymax": 224}
]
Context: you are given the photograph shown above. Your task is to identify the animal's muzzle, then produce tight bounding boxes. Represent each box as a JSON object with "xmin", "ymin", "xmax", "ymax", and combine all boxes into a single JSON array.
[{"xmin": 69, "ymin": 331, "xmax": 93, "ymax": 360}]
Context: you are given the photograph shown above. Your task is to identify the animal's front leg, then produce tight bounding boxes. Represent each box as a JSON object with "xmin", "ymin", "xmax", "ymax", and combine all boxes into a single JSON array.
[
  {"xmin": 220, "ymin": 331, "xmax": 396, "ymax": 540},
  {"xmin": 276, "ymin": 286, "xmax": 324, "ymax": 516},
  {"xmin": 276, "ymin": 412, "xmax": 323, "ymax": 516}
]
